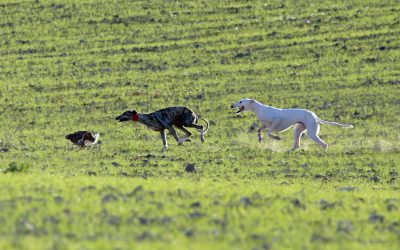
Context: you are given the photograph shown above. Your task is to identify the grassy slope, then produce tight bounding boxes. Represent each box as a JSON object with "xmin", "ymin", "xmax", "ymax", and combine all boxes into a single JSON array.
[
  {"xmin": 0, "ymin": 175, "xmax": 399, "ymax": 250},
  {"xmin": 0, "ymin": 0, "xmax": 399, "ymax": 249}
]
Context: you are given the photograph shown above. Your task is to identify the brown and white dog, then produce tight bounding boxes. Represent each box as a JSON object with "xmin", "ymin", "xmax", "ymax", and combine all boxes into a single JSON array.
[
  {"xmin": 66, "ymin": 131, "xmax": 100, "ymax": 148},
  {"xmin": 115, "ymin": 107, "xmax": 209, "ymax": 150}
]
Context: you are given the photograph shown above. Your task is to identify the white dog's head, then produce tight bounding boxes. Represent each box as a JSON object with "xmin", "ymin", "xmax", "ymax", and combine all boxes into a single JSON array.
[{"xmin": 231, "ymin": 98, "xmax": 255, "ymax": 113}]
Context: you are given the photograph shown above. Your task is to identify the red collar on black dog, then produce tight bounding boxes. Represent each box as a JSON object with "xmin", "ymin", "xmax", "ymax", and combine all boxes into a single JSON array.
[{"xmin": 132, "ymin": 113, "xmax": 139, "ymax": 121}]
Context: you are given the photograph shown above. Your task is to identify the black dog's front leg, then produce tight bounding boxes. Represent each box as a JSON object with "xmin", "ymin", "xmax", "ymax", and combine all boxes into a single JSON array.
[{"xmin": 160, "ymin": 130, "xmax": 168, "ymax": 151}]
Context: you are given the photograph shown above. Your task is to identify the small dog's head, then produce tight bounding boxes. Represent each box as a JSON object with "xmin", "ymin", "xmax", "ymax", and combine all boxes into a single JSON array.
[
  {"xmin": 231, "ymin": 98, "xmax": 255, "ymax": 113},
  {"xmin": 65, "ymin": 134, "xmax": 74, "ymax": 140},
  {"xmin": 115, "ymin": 110, "xmax": 138, "ymax": 122}
]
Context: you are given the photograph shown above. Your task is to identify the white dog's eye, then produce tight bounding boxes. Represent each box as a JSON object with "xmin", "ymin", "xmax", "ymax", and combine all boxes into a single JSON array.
[{"xmin": 240, "ymin": 101, "xmax": 242, "ymax": 103}]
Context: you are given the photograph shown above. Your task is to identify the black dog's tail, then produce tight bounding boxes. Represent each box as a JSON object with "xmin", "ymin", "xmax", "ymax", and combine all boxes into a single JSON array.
[{"xmin": 197, "ymin": 117, "xmax": 209, "ymax": 133}]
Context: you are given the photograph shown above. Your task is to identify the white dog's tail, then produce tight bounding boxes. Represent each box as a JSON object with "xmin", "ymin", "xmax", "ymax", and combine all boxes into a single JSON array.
[{"xmin": 317, "ymin": 119, "xmax": 354, "ymax": 128}]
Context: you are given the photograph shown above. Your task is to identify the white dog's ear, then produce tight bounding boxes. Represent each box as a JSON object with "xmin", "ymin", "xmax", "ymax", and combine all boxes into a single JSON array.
[{"xmin": 250, "ymin": 99, "xmax": 255, "ymax": 103}]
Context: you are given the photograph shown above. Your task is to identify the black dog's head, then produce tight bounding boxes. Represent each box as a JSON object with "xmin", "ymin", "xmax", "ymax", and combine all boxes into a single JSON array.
[{"xmin": 115, "ymin": 110, "xmax": 138, "ymax": 122}]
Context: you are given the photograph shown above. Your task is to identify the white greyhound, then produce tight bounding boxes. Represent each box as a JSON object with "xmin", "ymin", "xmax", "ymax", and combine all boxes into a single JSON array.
[{"xmin": 231, "ymin": 98, "xmax": 353, "ymax": 151}]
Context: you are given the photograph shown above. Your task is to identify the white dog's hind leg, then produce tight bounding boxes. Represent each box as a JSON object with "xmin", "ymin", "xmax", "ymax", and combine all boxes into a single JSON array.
[
  {"xmin": 290, "ymin": 123, "xmax": 306, "ymax": 151},
  {"xmin": 307, "ymin": 122, "xmax": 328, "ymax": 150}
]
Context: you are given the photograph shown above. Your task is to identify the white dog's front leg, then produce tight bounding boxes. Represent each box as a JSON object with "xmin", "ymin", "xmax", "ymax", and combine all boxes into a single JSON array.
[
  {"xmin": 257, "ymin": 124, "xmax": 268, "ymax": 142},
  {"xmin": 267, "ymin": 121, "xmax": 281, "ymax": 140}
]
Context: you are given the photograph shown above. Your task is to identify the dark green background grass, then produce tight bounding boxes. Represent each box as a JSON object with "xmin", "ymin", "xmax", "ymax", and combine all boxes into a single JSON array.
[{"xmin": 0, "ymin": 0, "xmax": 399, "ymax": 249}]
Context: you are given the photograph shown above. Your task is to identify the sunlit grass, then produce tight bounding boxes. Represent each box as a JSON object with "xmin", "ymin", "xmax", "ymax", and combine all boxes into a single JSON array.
[{"xmin": 0, "ymin": 0, "xmax": 399, "ymax": 249}]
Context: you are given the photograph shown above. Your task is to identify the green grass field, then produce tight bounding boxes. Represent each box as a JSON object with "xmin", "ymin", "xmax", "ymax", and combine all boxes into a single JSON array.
[{"xmin": 0, "ymin": 0, "xmax": 399, "ymax": 249}]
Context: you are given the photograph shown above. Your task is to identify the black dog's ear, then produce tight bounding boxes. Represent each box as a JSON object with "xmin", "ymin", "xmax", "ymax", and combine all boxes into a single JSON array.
[{"xmin": 131, "ymin": 110, "xmax": 137, "ymax": 114}]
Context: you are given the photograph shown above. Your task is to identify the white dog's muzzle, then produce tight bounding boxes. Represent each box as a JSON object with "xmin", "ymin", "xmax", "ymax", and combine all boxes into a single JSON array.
[
  {"xmin": 236, "ymin": 106, "xmax": 244, "ymax": 113},
  {"xmin": 231, "ymin": 104, "xmax": 245, "ymax": 113}
]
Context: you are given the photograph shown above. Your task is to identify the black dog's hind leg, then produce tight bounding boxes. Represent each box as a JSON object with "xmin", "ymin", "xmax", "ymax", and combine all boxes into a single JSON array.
[
  {"xmin": 181, "ymin": 112, "xmax": 206, "ymax": 143},
  {"xmin": 155, "ymin": 116, "xmax": 184, "ymax": 144},
  {"xmin": 175, "ymin": 125, "xmax": 192, "ymax": 141},
  {"xmin": 185, "ymin": 124, "xmax": 205, "ymax": 142}
]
